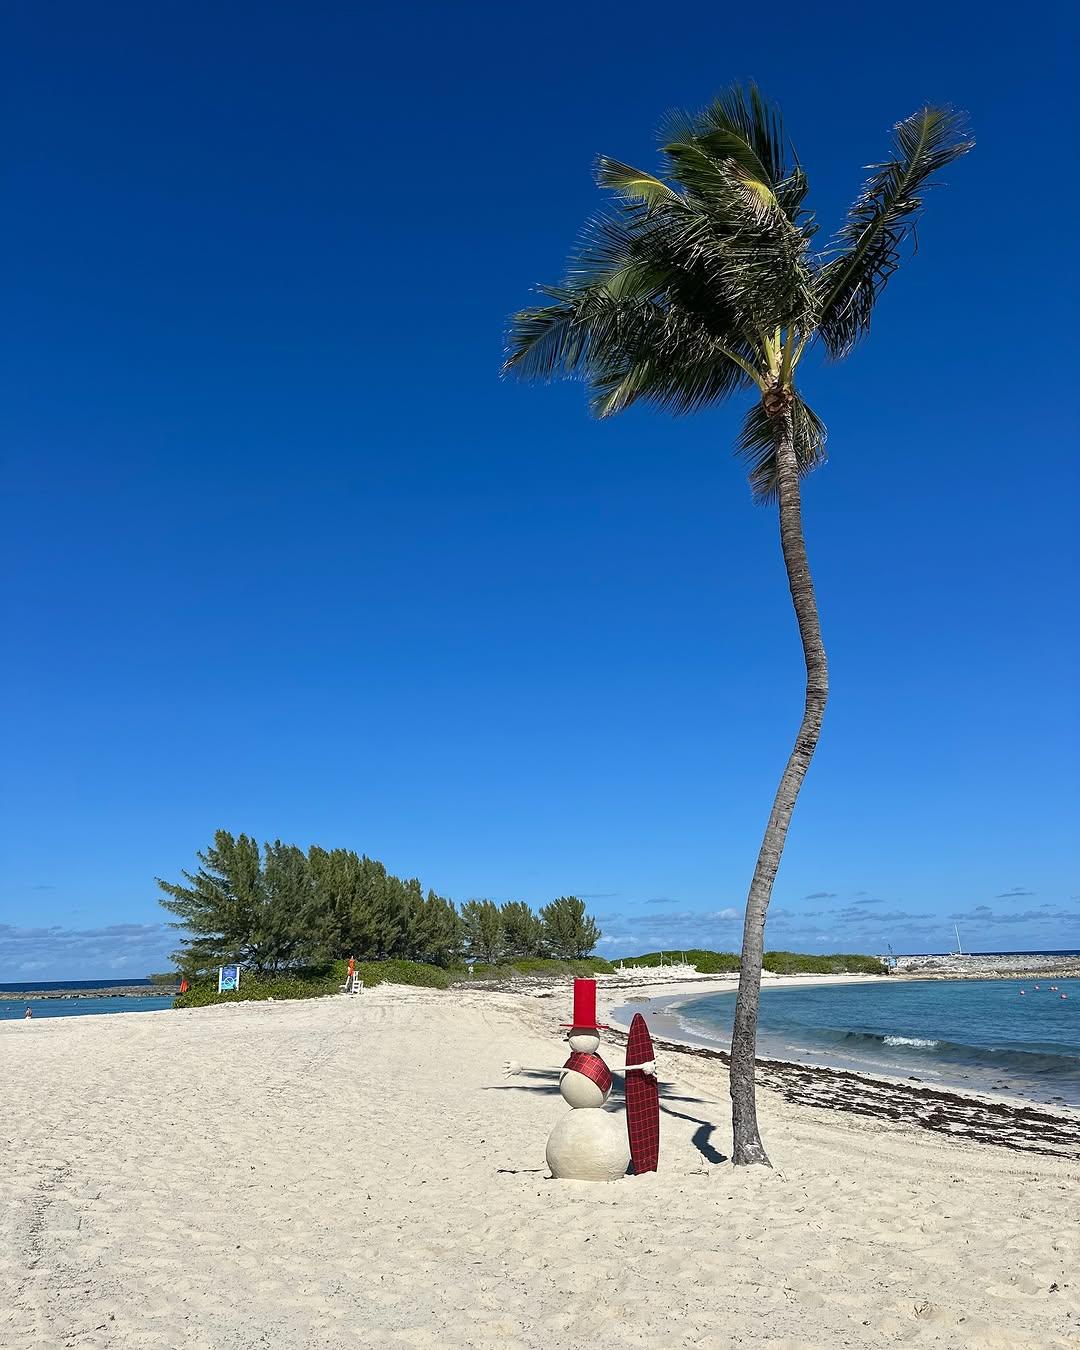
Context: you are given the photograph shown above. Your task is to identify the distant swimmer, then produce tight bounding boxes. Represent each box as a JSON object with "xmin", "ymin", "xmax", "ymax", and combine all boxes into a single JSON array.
[
  {"xmin": 1019, "ymin": 990, "xmax": 1025, "ymax": 996},
  {"xmin": 1035, "ymin": 984, "xmax": 1040, "ymax": 990},
  {"xmin": 24, "ymin": 1007, "xmax": 32, "ymax": 1019}
]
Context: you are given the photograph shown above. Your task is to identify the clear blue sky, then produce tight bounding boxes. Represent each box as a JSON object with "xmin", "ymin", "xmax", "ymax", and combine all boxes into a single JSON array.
[{"xmin": 2, "ymin": 1, "xmax": 1077, "ymax": 979}]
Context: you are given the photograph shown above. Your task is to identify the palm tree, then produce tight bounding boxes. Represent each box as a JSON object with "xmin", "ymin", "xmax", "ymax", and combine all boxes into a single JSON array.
[{"xmin": 503, "ymin": 87, "xmax": 972, "ymax": 1166}]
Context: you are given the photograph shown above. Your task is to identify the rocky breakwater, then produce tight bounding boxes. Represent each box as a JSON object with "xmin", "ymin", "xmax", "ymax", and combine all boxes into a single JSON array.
[
  {"xmin": 10, "ymin": 984, "xmax": 173, "ymax": 999},
  {"xmin": 892, "ymin": 952, "xmax": 1080, "ymax": 980}
]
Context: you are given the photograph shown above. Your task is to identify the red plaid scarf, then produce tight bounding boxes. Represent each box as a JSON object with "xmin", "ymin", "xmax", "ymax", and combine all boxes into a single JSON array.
[{"xmin": 562, "ymin": 1051, "xmax": 612, "ymax": 1093}]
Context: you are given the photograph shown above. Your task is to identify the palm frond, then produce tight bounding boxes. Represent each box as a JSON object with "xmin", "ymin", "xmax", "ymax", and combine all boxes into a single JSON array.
[
  {"xmin": 502, "ymin": 288, "xmax": 587, "ymax": 380},
  {"xmin": 659, "ymin": 85, "xmax": 802, "ymax": 230},
  {"xmin": 773, "ymin": 168, "xmax": 813, "ymax": 234},
  {"xmin": 505, "ymin": 278, "xmax": 758, "ymax": 415},
  {"xmin": 503, "ymin": 212, "xmax": 667, "ymax": 378},
  {"xmin": 813, "ymin": 106, "xmax": 973, "ymax": 357},
  {"xmin": 585, "ymin": 302, "xmax": 758, "ymax": 417},
  {"xmin": 736, "ymin": 396, "xmax": 827, "ymax": 502},
  {"xmin": 567, "ymin": 212, "xmax": 669, "ymax": 300},
  {"xmin": 697, "ymin": 83, "xmax": 788, "ymax": 188},
  {"xmin": 504, "ymin": 177, "xmax": 815, "ymax": 390},
  {"xmin": 640, "ymin": 208, "xmax": 810, "ymax": 333},
  {"xmin": 595, "ymin": 156, "xmax": 683, "ymax": 211}
]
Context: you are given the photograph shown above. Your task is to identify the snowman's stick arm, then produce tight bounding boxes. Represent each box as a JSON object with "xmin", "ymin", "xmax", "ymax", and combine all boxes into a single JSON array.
[{"xmin": 624, "ymin": 1059, "xmax": 656, "ymax": 1076}]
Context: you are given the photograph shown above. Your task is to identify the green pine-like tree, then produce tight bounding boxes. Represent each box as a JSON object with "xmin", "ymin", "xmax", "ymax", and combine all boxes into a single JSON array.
[
  {"xmin": 158, "ymin": 831, "xmax": 313, "ymax": 974},
  {"xmin": 460, "ymin": 899, "xmax": 504, "ymax": 963},
  {"xmin": 159, "ymin": 834, "xmax": 603, "ymax": 978},
  {"xmin": 305, "ymin": 848, "xmax": 415, "ymax": 960},
  {"xmin": 408, "ymin": 889, "xmax": 463, "ymax": 967},
  {"xmin": 260, "ymin": 840, "xmax": 318, "ymax": 970},
  {"xmin": 305, "ymin": 846, "xmax": 364, "ymax": 960},
  {"xmin": 499, "ymin": 901, "xmax": 545, "ymax": 958},
  {"xmin": 540, "ymin": 896, "xmax": 601, "ymax": 960}
]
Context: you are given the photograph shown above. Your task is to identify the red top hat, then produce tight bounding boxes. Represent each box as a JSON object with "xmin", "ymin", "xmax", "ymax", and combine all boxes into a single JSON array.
[
  {"xmin": 562, "ymin": 1051, "xmax": 613, "ymax": 1094},
  {"xmin": 560, "ymin": 977, "xmax": 609, "ymax": 1031}
]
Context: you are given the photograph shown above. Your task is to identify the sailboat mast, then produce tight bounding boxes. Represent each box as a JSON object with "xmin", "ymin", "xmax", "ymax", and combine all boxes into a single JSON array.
[{"xmin": 954, "ymin": 924, "xmax": 963, "ymax": 957}]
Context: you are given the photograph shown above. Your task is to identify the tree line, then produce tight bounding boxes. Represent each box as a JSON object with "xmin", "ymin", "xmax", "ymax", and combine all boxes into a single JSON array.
[{"xmin": 157, "ymin": 830, "xmax": 601, "ymax": 974}]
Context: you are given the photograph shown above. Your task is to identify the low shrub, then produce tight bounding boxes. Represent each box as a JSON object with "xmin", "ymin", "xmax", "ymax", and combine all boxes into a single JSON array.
[
  {"xmin": 356, "ymin": 960, "xmax": 454, "ymax": 990},
  {"xmin": 173, "ymin": 957, "xmax": 458, "ymax": 1008},
  {"xmin": 174, "ymin": 962, "xmax": 346, "ymax": 1008},
  {"xmin": 460, "ymin": 963, "xmax": 516, "ymax": 981},
  {"xmin": 455, "ymin": 957, "xmax": 616, "ymax": 982},
  {"xmin": 763, "ymin": 951, "xmax": 888, "ymax": 976},
  {"xmin": 614, "ymin": 950, "xmax": 886, "ymax": 976},
  {"xmin": 686, "ymin": 951, "xmax": 741, "ymax": 974},
  {"xmin": 510, "ymin": 957, "xmax": 616, "ymax": 976}
]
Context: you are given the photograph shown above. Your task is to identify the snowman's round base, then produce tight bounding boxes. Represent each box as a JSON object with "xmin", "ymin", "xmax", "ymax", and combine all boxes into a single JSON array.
[{"xmin": 546, "ymin": 1109, "xmax": 630, "ymax": 1181}]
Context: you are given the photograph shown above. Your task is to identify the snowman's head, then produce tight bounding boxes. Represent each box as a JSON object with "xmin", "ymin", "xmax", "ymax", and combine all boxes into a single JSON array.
[{"xmin": 567, "ymin": 1027, "xmax": 600, "ymax": 1054}]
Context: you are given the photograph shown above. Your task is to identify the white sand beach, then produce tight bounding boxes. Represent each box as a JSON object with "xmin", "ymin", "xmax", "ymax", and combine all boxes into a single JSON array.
[{"xmin": 2, "ymin": 983, "xmax": 1078, "ymax": 1349}]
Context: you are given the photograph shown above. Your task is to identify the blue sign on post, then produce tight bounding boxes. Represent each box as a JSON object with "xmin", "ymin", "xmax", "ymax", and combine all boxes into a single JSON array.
[{"xmin": 218, "ymin": 964, "xmax": 241, "ymax": 993}]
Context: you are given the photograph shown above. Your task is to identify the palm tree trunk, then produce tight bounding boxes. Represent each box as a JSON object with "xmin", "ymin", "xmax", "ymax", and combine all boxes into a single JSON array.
[{"xmin": 729, "ymin": 405, "xmax": 829, "ymax": 1166}]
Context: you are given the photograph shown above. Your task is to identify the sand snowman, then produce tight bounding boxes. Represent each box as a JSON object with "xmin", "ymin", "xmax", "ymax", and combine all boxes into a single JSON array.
[{"xmin": 545, "ymin": 979, "xmax": 631, "ymax": 1181}]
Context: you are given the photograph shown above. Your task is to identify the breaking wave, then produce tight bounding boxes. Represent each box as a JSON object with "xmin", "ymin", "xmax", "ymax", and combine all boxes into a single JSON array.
[
  {"xmin": 674, "ymin": 981, "xmax": 1080, "ymax": 1105},
  {"xmin": 787, "ymin": 1027, "xmax": 1080, "ymax": 1078}
]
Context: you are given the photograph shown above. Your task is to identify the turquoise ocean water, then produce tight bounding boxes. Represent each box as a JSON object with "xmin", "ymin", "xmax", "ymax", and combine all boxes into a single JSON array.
[{"xmin": 675, "ymin": 978, "xmax": 1080, "ymax": 1108}]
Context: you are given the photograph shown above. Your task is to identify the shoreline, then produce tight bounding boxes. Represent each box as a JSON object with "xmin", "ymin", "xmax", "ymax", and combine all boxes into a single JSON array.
[
  {"xmin": 609, "ymin": 1023, "xmax": 1080, "ymax": 1160},
  {"xmin": 591, "ymin": 978, "xmax": 1080, "ymax": 1160}
]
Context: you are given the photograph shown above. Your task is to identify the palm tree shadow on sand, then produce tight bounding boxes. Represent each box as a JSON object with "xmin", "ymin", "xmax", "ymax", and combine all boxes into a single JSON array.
[{"xmin": 487, "ymin": 1068, "xmax": 728, "ymax": 1165}]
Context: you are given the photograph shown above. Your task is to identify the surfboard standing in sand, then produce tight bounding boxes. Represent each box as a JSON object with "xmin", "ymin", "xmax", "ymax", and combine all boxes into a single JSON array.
[{"xmin": 624, "ymin": 1012, "xmax": 660, "ymax": 1173}]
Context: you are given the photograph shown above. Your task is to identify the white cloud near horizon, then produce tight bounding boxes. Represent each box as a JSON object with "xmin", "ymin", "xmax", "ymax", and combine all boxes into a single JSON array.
[
  {"xmin": 0, "ymin": 922, "xmax": 175, "ymax": 980},
  {"xmin": 597, "ymin": 896, "xmax": 1080, "ymax": 958}
]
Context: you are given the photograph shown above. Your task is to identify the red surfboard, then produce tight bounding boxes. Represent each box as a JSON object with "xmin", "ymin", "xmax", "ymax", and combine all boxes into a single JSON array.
[{"xmin": 624, "ymin": 1013, "xmax": 659, "ymax": 1173}]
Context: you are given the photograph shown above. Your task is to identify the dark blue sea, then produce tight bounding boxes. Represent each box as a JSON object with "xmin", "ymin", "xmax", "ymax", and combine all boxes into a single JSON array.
[
  {"xmin": 0, "ymin": 978, "xmax": 173, "ymax": 1020},
  {"xmin": 675, "ymin": 977, "xmax": 1080, "ymax": 1108},
  {"xmin": 0, "ymin": 978, "xmax": 157, "ymax": 993}
]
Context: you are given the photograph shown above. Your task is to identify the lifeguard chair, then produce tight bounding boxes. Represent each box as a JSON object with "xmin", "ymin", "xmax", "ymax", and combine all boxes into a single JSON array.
[{"xmin": 343, "ymin": 957, "xmax": 363, "ymax": 994}]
